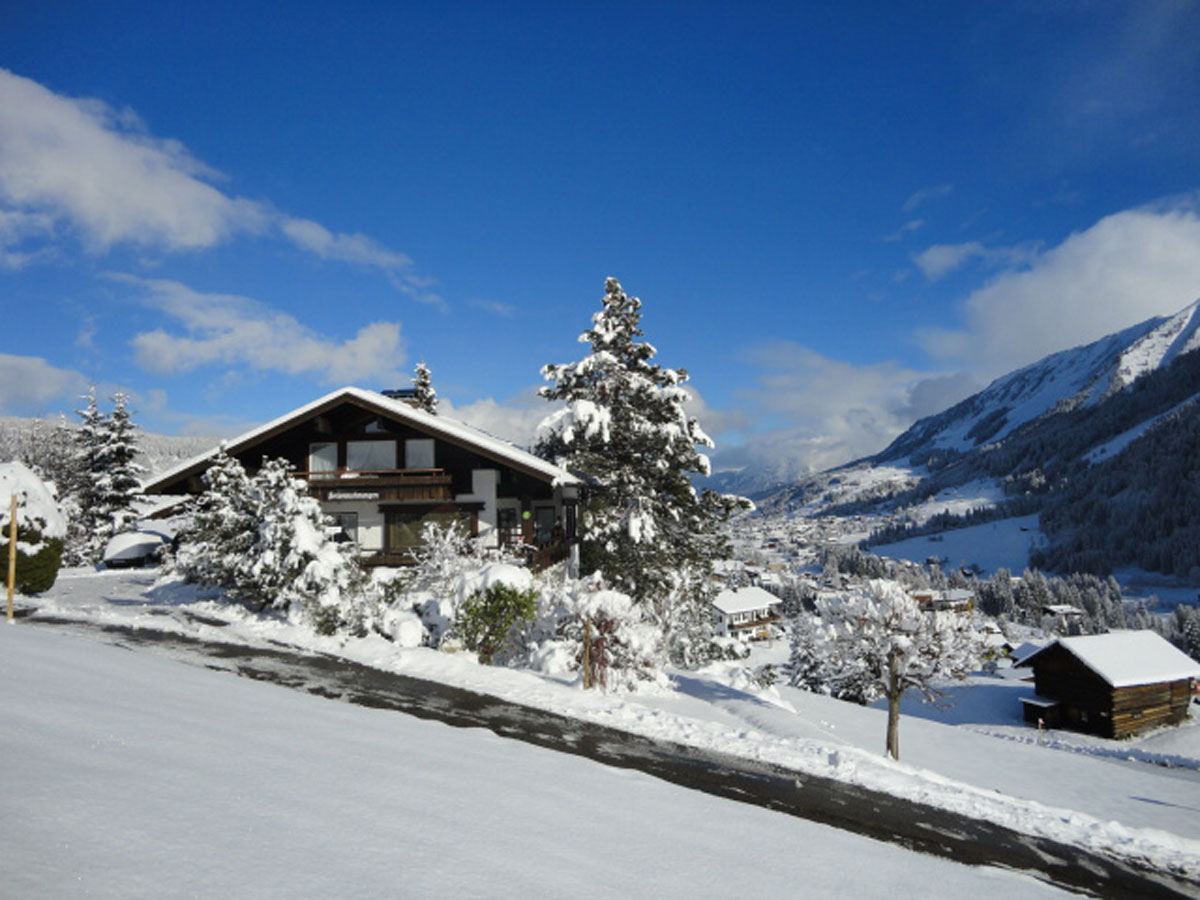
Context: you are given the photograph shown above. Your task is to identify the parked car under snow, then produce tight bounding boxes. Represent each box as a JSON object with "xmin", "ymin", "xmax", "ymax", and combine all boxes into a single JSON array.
[{"xmin": 102, "ymin": 531, "xmax": 170, "ymax": 568}]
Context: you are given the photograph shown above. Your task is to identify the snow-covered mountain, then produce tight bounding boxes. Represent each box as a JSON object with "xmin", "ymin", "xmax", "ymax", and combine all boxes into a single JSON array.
[
  {"xmin": 875, "ymin": 299, "xmax": 1200, "ymax": 465},
  {"xmin": 759, "ymin": 298, "xmax": 1200, "ymax": 580}
]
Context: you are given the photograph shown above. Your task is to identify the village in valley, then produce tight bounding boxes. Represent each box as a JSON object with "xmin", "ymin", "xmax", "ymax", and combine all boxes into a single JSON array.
[{"xmin": 4, "ymin": 4, "xmax": 1200, "ymax": 898}]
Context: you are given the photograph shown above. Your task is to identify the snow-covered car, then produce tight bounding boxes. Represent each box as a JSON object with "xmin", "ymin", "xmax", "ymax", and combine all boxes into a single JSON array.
[{"xmin": 102, "ymin": 531, "xmax": 170, "ymax": 568}]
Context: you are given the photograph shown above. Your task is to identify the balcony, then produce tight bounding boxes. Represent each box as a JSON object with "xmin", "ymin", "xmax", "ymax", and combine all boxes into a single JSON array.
[{"xmin": 298, "ymin": 468, "xmax": 454, "ymax": 502}]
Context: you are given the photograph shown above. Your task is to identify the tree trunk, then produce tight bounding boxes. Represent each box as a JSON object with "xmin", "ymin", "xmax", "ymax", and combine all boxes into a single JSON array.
[{"xmin": 885, "ymin": 657, "xmax": 901, "ymax": 760}]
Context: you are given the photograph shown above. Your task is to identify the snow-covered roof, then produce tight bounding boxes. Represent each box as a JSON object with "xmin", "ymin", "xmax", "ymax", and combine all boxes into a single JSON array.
[
  {"xmin": 143, "ymin": 387, "xmax": 581, "ymax": 492},
  {"xmin": 1018, "ymin": 632, "xmax": 1200, "ymax": 689},
  {"xmin": 712, "ymin": 586, "xmax": 780, "ymax": 615}
]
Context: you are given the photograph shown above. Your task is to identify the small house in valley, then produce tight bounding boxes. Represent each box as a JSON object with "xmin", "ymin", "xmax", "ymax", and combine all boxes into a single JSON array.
[
  {"xmin": 142, "ymin": 387, "xmax": 582, "ymax": 571},
  {"xmin": 1016, "ymin": 631, "xmax": 1200, "ymax": 738},
  {"xmin": 909, "ymin": 588, "xmax": 974, "ymax": 612},
  {"xmin": 712, "ymin": 586, "xmax": 781, "ymax": 641}
]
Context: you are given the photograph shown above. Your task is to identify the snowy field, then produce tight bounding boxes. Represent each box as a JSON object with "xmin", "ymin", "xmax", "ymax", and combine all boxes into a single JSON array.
[
  {"xmin": 871, "ymin": 514, "xmax": 1042, "ymax": 575},
  {"xmin": 2, "ymin": 623, "xmax": 1072, "ymax": 898},
  {"xmin": 11, "ymin": 567, "xmax": 1200, "ymax": 890}
]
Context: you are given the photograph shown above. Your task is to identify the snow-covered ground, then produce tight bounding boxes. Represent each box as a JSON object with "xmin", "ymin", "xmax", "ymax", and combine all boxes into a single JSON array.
[
  {"xmin": 1, "ymin": 622, "xmax": 1069, "ymax": 899},
  {"xmin": 870, "ymin": 514, "xmax": 1042, "ymax": 575},
  {"xmin": 14, "ymin": 567, "xmax": 1200, "ymax": 888}
]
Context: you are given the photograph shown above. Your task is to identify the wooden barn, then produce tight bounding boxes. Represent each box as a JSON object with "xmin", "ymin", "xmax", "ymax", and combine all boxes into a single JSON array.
[
  {"xmin": 1016, "ymin": 631, "xmax": 1200, "ymax": 739},
  {"xmin": 142, "ymin": 387, "xmax": 583, "ymax": 572}
]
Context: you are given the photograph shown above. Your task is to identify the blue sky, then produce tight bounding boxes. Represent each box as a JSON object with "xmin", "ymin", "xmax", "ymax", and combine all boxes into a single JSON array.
[{"xmin": 2, "ymin": 1, "xmax": 1199, "ymax": 476}]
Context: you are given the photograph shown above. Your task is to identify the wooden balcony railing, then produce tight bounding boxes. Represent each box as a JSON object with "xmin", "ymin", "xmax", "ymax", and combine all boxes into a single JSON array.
[{"xmin": 297, "ymin": 468, "xmax": 454, "ymax": 502}]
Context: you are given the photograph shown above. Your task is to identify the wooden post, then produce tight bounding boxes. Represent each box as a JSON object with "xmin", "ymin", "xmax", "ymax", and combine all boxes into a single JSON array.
[
  {"xmin": 7, "ymin": 494, "xmax": 16, "ymax": 622},
  {"xmin": 582, "ymin": 616, "xmax": 591, "ymax": 690}
]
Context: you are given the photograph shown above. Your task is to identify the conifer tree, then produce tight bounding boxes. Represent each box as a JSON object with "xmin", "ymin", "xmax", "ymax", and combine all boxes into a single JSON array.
[
  {"xmin": 65, "ymin": 386, "xmax": 108, "ymax": 564},
  {"xmin": 537, "ymin": 277, "xmax": 746, "ymax": 665},
  {"xmin": 412, "ymin": 361, "xmax": 438, "ymax": 415},
  {"xmin": 176, "ymin": 451, "xmax": 371, "ymax": 633},
  {"xmin": 96, "ymin": 392, "xmax": 144, "ymax": 539}
]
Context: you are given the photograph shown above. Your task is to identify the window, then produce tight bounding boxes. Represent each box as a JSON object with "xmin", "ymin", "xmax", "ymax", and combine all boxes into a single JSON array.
[
  {"xmin": 330, "ymin": 512, "xmax": 359, "ymax": 544},
  {"xmin": 497, "ymin": 506, "xmax": 521, "ymax": 546},
  {"xmin": 405, "ymin": 439, "xmax": 435, "ymax": 469},
  {"xmin": 347, "ymin": 440, "xmax": 395, "ymax": 472},
  {"xmin": 309, "ymin": 442, "xmax": 337, "ymax": 479},
  {"xmin": 386, "ymin": 508, "xmax": 465, "ymax": 549}
]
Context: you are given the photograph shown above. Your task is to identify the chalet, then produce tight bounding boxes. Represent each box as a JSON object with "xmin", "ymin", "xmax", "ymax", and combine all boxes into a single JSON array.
[
  {"xmin": 909, "ymin": 588, "xmax": 974, "ymax": 612},
  {"xmin": 1016, "ymin": 632, "xmax": 1200, "ymax": 739},
  {"xmin": 142, "ymin": 387, "xmax": 583, "ymax": 571},
  {"xmin": 712, "ymin": 586, "xmax": 781, "ymax": 641}
]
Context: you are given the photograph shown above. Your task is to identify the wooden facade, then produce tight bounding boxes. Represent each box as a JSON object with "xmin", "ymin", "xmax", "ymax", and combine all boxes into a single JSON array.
[
  {"xmin": 143, "ymin": 388, "xmax": 582, "ymax": 572},
  {"xmin": 1018, "ymin": 635, "xmax": 1199, "ymax": 739}
]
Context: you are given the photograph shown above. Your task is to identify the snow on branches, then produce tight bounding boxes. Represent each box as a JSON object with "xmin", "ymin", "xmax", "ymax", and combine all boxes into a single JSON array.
[
  {"xmin": 411, "ymin": 361, "xmax": 439, "ymax": 415},
  {"xmin": 789, "ymin": 579, "xmax": 984, "ymax": 760},
  {"xmin": 536, "ymin": 277, "xmax": 746, "ymax": 665},
  {"xmin": 175, "ymin": 450, "xmax": 371, "ymax": 633}
]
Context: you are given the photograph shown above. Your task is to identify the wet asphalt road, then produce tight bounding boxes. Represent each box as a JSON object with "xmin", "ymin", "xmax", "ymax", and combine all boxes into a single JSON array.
[{"xmin": 25, "ymin": 613, "xmax": 1200, "ymax": 899}]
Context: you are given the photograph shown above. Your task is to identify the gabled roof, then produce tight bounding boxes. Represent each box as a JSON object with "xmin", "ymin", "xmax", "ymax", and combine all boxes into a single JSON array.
[
  {"xmin": 712, "ymin": 586, "xmax": 780, "ymax": 615},
  {"xmin": 1017, "ymin": 631, "xmax": 1200, "ymax": 688},
  {"xmin": 142, "ymin": 386, "xmax": 582, "ymax": 493}
]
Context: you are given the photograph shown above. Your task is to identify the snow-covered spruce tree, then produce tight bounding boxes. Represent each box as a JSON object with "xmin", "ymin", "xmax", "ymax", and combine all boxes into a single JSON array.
[
  {"xmin": 789, "ymin": 579, "xmax": 984, "ymax": 761},
  {"xmin": 176, "ymin": 452, "xmax": 371, "ymax": 633},
  {"xmin": 65, "ymin": 386, "xmax": 108, "ymax": 565},
  {"xmin": 95, "ymin": 392, "xmax": 144, "ymax": 541},
  {"xmin": 412, "ymin": 361, "xmax": 438, "ymax": 415},
  {"xmin": 537, "ymin": 277, "xmax": 746, "ymax": 666}
]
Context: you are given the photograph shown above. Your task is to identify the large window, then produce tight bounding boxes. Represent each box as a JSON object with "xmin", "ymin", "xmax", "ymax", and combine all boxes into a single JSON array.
[
  {"xmin": 386, "ymin": 508, "xmax": 466, "ymax": 549},
  {"xmin": 405, "ymin": 438, "xmax": 435, "ymax": 470},
  {"xmin": 346, "ymin": 440, "xmax": 396, "ymax": 473},
  {"xmin": 309, "ymin": 442, "xmax": 337, "ymax": 479}
]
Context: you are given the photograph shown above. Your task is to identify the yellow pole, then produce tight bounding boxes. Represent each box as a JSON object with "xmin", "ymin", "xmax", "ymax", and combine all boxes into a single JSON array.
[{"xmin": 7, "ymin": 494, "xmax": 16, "ymax": 622}]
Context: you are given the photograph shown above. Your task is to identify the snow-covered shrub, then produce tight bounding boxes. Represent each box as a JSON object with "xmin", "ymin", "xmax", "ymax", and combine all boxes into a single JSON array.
[
  {"xmin": 175, "ymin": 451, "xmax": 373, "ymax": 632},
  {"xmin": 0, "ymin": 462, "xmax": 66, "ymax": 594},
  {"xmin": 532, "ymin": 581, "xmax": 667, "ymax": 692},
  {"xmin": 452, "ymin": 563, "xmax": 537, "ymax": 664},
  {"xmin": 389, "ymin": 521, "xmax": 531, "ymax": 646},
  {"xmin": 455, "ymin": 584, "xmax": 537, "ymax": 664}
]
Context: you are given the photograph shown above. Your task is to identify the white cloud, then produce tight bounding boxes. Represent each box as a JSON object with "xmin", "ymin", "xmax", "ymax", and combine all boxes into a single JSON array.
[
  {"xmin": 912, "ymin": 240, "xmax": 1041, "ymax": 281},
  {"xmin": 0, "ymin": 69, "xmax": 430, "ymax": 294},
  {"xmin": 116, "ymin": 275, "xmax": 406, "ymax": 385},
  {"xmin": 903, "ymin": 184, "xmax": 952, "ymax": 212},
  {"xmin": 442, "ymin": 388, "xmax": 549, "ymax": 448},
  {"xmin": 730, "ymin": 343, "xmax": 979, "ymax": 471},
  {"xmin": 918, "ymin": 202, "xmax": 1200, "ymax": 376},
  {"xmin": 279, "ymin": 217, "xmax": 414, "ymax": 274},
  {"xmin": 468, "ymin": 298, "xmax": 517, "ymax": 317},
  {"xmin": 0, "ymin": 69, "xmax": 266, "ymax": 252},
  {"xmin": 882, "ymin": 218, "xmax": 924, "ymax": 243},
  {"xmin": 0, "ymin": 353, "xmax": 88, "ymax": 414},
  {"xmin": 912, "ymin": 242, "xmax": 987, "ymax": 280}
]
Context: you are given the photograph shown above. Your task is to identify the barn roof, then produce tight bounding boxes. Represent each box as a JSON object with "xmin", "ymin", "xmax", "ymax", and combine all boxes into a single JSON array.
[
  {"xmin": 1018, "ymin": 631, "xmax": 1200, "ymax": 688},
  {"xmin": 142, "ymin": 386, "xmax": 582, "ymax": 492}
]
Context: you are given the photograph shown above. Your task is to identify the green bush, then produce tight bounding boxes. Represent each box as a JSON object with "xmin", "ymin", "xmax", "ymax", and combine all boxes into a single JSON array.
[
  {"xmin": 455, "ymin": 583, "xmax": 538, "ymax": 664},
  {"xmin": 1, "ymin": 525, "xmax": 63, "ymax": 595}
]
